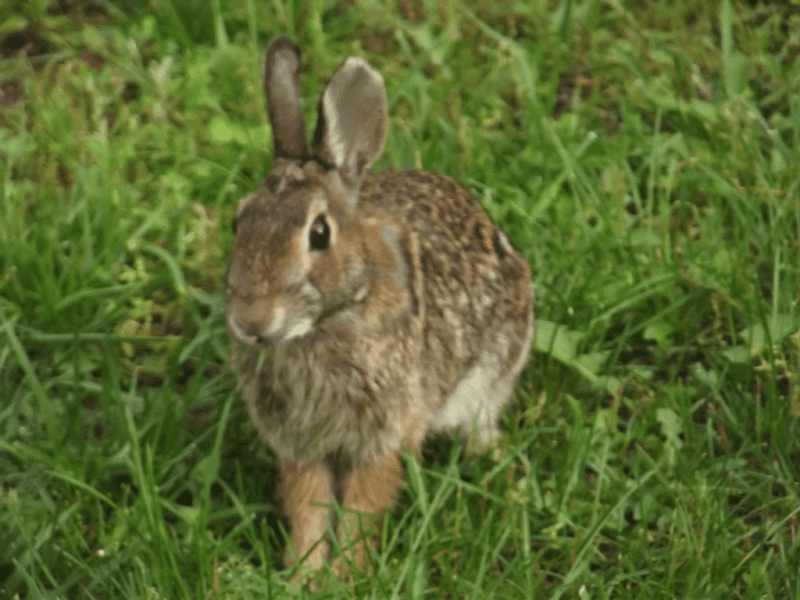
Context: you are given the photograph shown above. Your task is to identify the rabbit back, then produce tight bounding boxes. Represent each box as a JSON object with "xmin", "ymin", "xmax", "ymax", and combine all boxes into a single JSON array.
[{"xmin": 358, "ymin": 170, "xmax": 534, "ymax": 443}]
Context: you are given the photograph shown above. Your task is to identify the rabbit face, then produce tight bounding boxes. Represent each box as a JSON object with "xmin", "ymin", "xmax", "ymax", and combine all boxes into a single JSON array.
[{"xmin": 226, "ymin": 161, "xmax": 375, "ymax": 345}]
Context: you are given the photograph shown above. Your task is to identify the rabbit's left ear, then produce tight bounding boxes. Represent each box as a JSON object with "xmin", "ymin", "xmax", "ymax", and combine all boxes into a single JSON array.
[
  {"xmin": 312, "ymin": 56, "xmax": 388, "ymax": 190},
  {"xmin": 264, "ymin": 37, "xmax": 309, "ymax": 160}
]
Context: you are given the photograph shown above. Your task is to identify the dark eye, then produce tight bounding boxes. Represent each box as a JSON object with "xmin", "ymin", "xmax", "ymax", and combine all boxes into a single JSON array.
[{"xmin": 309, "ymin": 214, "xmax": 330, "ymax": 251}]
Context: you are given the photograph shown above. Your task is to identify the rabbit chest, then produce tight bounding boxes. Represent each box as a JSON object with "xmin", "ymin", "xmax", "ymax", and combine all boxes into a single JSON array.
[{"xmin": 234, "ymin": 324, "xmax": 426, "ymax": 464}]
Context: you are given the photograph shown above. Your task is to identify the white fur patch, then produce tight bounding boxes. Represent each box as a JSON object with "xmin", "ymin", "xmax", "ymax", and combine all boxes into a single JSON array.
[
  {"xmin": 266, "ymin": 304, "xmax": 313, "ymax": 341},
  {"xmin": 322, "ymin": 87, "xmax": 347, "ymax": 169},
  {"xmin": 284, "ymin": 317, "xmax": 313, "ymax": 340},
  {"xmin": 266, "ymin": 305, "xmax": 286, "ymax": 337},
  {"xmin": 431, "ymin": 315, "xmax": 534, "ymax": 447},
  {"xmin": 431, "ymin": 360, "xmax": 500, "ymax": 444}
]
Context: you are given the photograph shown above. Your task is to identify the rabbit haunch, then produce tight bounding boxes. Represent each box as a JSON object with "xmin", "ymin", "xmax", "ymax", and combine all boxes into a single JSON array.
[{"xmin": 225, "ymin": 36, "xmax": 534, "ymax": 573}]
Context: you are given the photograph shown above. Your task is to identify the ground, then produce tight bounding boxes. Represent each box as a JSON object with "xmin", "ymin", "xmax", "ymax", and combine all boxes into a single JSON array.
[{"xmin": 1, "ymin": 1, "xmax": 798, "ymax": 598}]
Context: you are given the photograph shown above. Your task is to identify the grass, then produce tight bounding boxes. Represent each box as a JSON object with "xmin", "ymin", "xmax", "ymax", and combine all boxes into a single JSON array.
[{"xmin": 1, "ymin": 0, "xmax": 799, "ymax": 598}]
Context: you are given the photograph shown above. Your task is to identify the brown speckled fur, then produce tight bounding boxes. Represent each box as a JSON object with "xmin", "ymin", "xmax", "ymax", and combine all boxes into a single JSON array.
[{"xmin": 226, "ymin": 37, "xmax": 534, "ymax": 578}]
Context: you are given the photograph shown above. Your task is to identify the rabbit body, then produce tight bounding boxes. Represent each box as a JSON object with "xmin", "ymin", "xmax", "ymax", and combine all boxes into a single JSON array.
[
  {"xmin": 233, "ymin": 168, "xmax": 532, "ymax": 463},
  {"xmin": 226, "ymin": 37, "xmax": 534, "ymax": 574}
]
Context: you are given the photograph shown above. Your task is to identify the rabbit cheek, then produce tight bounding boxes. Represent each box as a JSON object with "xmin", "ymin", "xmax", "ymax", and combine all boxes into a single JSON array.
[
  {"xmin": 359, "ymin": 222, "xmax": 412, "ymax": 330},
  {"xmin": 305, "ymin": 243, "xmax": 344, "ymax": 295}
]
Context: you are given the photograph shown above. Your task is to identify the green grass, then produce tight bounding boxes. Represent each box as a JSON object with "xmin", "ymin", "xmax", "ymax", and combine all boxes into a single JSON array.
[{"xmin": 2, "ymin": 0, "xmax": 799, "ymax": 598}]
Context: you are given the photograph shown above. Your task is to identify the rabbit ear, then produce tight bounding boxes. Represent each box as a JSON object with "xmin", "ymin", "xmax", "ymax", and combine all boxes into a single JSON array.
[
  {"xmin": 264, "ymin": 37, "xmax": 309, "ymax": 159},
  {"xmin": 312, "ymin": 56, "xmax": 388, "ymax": 189}
]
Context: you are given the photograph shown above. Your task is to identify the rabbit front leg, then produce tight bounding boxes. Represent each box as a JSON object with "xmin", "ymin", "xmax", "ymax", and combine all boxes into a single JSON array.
[
  {"xmin": 335, "ymin": 451, "xmax": 404, "ymax": 574},
  {"xmin": 280, "ymin": 460, "xmax": 332, "ymax": 570}
]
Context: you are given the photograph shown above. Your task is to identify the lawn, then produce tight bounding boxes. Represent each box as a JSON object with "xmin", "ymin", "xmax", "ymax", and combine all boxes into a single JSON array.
[{"xmin": 1, "ymin": 0, "xmax": 799, "ymax": 598}]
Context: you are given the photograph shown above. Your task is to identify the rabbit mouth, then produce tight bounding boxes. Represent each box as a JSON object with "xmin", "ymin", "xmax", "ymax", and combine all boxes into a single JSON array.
[{"xmin": 227, "ymin": 305, "xmax": 317, "ymax": 345}]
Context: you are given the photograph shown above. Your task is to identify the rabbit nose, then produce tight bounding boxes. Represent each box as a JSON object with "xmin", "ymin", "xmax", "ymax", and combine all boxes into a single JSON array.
[
  {"xmin": 227, "ymin": 295, "xmax": 287, "ymax": 344},
  {"xmin": 226, "ymin": 295, "xmax": 268, "ymax": 343},
  {"xmin": 227, "ymin": 310, "xmax": 261, "ymax": 344}
]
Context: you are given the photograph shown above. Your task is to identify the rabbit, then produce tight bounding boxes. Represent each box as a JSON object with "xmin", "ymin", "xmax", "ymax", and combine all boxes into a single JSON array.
[{"xmin": 225, "ymin": 36, "xmax": 534, "ymax": 577}]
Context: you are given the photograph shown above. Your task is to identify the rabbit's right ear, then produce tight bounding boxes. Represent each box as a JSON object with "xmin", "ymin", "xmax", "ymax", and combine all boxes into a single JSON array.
[
  {"xmin": 264, "ymin": 37, "xmax": 309, "ymax": 159},
  {"xmin": 312, "ymin": 56, "xmax": 388, "ymax": 191}
]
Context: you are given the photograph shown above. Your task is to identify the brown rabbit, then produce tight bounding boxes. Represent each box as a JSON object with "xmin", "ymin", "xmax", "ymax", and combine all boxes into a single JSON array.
[{"xmin": 226, "ymin": 36, "xmax": 534, "ymax": 575}]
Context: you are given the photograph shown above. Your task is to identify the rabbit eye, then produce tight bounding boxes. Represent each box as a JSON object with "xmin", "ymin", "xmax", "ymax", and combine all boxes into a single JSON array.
[{"xmin": 309, "ymin": 214, "xmax": 330, "ymax": 251}]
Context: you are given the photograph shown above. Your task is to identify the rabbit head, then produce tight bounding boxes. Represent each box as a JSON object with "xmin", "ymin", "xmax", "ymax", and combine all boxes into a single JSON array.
[{"xmin": 226, "ymin": 38, "xmax": 394, "ymax": 345}]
